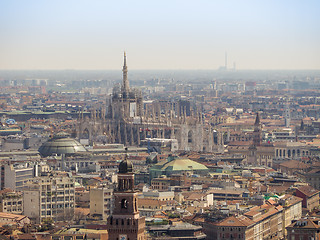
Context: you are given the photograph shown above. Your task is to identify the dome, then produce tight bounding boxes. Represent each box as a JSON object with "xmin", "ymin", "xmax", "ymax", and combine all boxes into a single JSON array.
[
  {"xmin": 149, "ymin": 157, "xmax": 208, "ymax": 179},
  {"xmin": 119, "ymin": 159, "xmax": 133, "ymax": 174},
  {"xmin": 159, "ymin": 157, "xmax": 208, "ymax": 172},
  {"xmin": 38, "ymin": 132, "xmax": 87, "ymax": 157}
]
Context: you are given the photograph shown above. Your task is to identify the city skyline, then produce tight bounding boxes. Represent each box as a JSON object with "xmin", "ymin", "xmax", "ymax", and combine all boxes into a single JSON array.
[{"xmin": 0, "ymin": 0, "xmax": 320, "ymax": 70}]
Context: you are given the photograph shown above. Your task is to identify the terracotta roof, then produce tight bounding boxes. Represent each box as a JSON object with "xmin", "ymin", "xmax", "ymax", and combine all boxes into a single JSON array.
[
  {"xmin": 244, "ymin": 204, "xmax": 283, "ymax": 222},
  {"xmin": 75, "ymin": 207, "xmax": 90, "ymax": 216},
  {"xmin": 215, "ymin": 215, "xmax": 255, "ymax": 227},
  {"xmin": 307, "ymin": 168, "xmax": 320, "ymax": 174},
  {"xmin": 297, "ymin": 185, "xmax": 320, "ymax": 197},
  {"xmin": 138, "ymin": 199, "xmax": 168, "ymax": 208},
  {"xmin": 280, "ymin": 194, "xmax": 303, "ymax": 207},
  {"xmin": 287, "ymin": 218, "xmax": 320, "ymax": 229},
  {"xmin": 0, "ymin": 212, "xmax": 28, "ymax": 221},
  {"xmin": 280, "ymin": 160, "xmax": 310, "ymax": 169},
  {"xmin": 0, "ymin": 188, "xmax": 13, "ymax": 195},
  {"xmin": 185, "ymin": 193, "xmax": 206, "ymax": 201}
]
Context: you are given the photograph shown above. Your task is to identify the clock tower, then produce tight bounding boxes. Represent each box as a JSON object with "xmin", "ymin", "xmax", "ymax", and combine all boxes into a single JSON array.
[{"xmin": 107, "ymin": 157, "xmax": 145, "ymax": 240}]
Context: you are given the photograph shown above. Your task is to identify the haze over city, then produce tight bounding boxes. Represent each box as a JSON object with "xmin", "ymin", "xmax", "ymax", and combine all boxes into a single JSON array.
[{"xmin": 1, "ymin": 0, "xmax": 319, "ymax": 70}]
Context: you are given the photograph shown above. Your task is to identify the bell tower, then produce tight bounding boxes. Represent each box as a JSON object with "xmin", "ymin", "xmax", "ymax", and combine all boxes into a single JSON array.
[{"xmin": 107, "ymin": 157, "xmax": 145, "ymax": 240}]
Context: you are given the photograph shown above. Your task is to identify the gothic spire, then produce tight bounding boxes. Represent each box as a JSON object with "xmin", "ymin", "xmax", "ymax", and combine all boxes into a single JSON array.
[
  {"xmin": 122, "ymin": 51, "xmax": 129, "ymax": 93},
  {"xmin": 254, "ymin": 112, "xmax": 260, "ymax": 126}
]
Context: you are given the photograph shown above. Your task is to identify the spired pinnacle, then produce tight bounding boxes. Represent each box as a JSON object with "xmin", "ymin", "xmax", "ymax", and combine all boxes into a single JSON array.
[
  {"xmin": 123, "ymin": 51, "xmax": 127, "ymax": 66},
  {"xmin": 254, "ymin": 112, "xmax": 260, "ymax": 126},
  {"xmin": 122, "ymin": 51, "xmax": 129, "ymax": 92}
]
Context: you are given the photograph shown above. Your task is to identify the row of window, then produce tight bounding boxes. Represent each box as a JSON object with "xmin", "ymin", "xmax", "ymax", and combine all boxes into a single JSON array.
[{"xmin": 4, "ymin": 201, "xmax": 22, "ymax": 205}]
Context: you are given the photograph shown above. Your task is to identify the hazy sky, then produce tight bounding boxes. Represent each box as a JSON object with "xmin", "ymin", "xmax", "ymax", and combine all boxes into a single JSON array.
[{"xmin": 0, "ymin": 1, "xmax": 319, "ymax": 70}]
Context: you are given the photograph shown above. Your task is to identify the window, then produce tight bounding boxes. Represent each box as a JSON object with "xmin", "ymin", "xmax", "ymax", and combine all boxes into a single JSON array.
[{"xmin": 121, "ymin": 199, "xmax": 128, "ymax": 209}]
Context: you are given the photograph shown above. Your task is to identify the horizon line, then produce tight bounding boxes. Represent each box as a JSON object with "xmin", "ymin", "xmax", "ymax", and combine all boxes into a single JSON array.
[{"xmin": 0, "ymin": 68, "xmax": 320, "ymax": 71}]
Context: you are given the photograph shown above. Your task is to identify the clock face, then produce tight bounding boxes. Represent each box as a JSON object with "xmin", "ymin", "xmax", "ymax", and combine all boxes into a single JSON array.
[{"xmin": 119, "ymin": 234, "xmax": 127, "ymax": 240}]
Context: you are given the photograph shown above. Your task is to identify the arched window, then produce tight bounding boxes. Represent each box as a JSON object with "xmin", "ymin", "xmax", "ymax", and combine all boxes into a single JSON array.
[
  {"xmin": 188, "ymin": 131, "xmax": 193, "ymax": 143},
  {"xmin": 121, "ymin": 199, "xmax": 128, "ymax": 209},
  {"xmin": 82, "ymin": 128, "xmax": 89, "ymax": 139}
]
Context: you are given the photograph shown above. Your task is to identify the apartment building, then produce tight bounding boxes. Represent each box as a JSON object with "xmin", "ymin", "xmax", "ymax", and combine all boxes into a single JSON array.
[
  {"xmin": 89, "ymin": 185, "xmax": 114, "ymax": 220},
  {"xmin": 0, "ymin": 188, "xmax": 23, "ymax": 215},
  {"xmin": 279, "ymin": 194, "xmax": 303, "ymax": 236},
  {"xmin": 0, "ymin": 162, "xmax": 34, "ymax": 191},
  {"xmin": 23, "ymin": 174, "xmax": 75, "ymax": 223}
]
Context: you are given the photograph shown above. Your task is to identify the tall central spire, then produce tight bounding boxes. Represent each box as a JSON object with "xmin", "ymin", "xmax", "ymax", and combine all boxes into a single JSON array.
[{"xmin": 122, "ymin": 51, "xmax": 129, "ymax": 93}]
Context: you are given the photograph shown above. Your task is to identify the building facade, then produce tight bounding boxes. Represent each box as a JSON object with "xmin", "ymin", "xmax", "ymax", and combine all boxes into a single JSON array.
[
  {"xmin": 23, "ymin": 174, "xmax": 75, "ymax": 223},
  {"xmin": 296, "ymin": 185, "xmax": 320, "ymax": 212},
  {"xmin": 90, "ymin": 185, "xmax": 114, "ymax": 220},
  {"xmin": 0, "ymin": 189, "xmax": 23, "ymax": 215},
  {"xmin": 0, "ymin": 162, "xmax": 34, "ymax": 191}
]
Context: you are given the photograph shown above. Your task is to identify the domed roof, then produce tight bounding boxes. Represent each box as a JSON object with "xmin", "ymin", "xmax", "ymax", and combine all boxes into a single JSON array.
[
  {"xmin": 153, "ymin": 157, "xmax": 208, "ymax": 172},
  {"xmin": 38, "ymin": 132, "xmax": 87, "ymax": 157},
  {"xmin": 118, "ymin": 159, "xmax": 133, "ymax": 174}
]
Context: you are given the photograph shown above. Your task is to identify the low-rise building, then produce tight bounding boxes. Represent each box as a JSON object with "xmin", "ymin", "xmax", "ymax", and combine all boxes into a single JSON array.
[
  {"xmin": 53, "ymin": 227, "xmax": 108, "ymax": 240},
  {"xmin": 209, "ymin": 215, "xmax": 255, "ymax": 240},
  {"xmin": 0, "ymin": 162, "xmax": 34, "ymax": 191},
  {"xmin": 301, "ymin": 168, "xmax": 320, "ymax": 190},
  {"xmin": 148, "ymin": 223, "xmax": 206, "ymax": 240},
  {"xmin": 286, "ymin": 218, "xmax": 320, "ymax": 240},
  {"xmin": 296, "ymin": 185, "xmax": 320, "ymax": 212},
  {"xmin": 0, "ymin": 188, "xmax": 23, "ymax": 215},
  {"xmin": 244, "ymin": 203, "xmax": 283, "ymax": 239},
  {"xmin": 138, "ymin": 198, "xmax": 169, "ymax": 217},
  {"xmin": 141, "ymin": 191, "xmax": 174, "ymax": 201},
  {"xmin": 211, "ymin": 201, "xmax": 284, "ymax": 240},
  {"xmin": 0, "ymin": 212, "xmax": 30, "ymax": 227},
  {"xmin": 151, "ymin": 176, "xmax": 170, "ymax": 191}
]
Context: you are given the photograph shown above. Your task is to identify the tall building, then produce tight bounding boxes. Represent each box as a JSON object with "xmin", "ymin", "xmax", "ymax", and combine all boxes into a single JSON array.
[
  {"xmin": 23, "ymin": 174, "xmax": 75, "ymax": 223},
  {"xmin": 90, "ymin": 185, "xmax": 114, "ymax": 220},
  {"xmin": 106, "ymin": 158, "xmax": 145, "ymax": 240}
]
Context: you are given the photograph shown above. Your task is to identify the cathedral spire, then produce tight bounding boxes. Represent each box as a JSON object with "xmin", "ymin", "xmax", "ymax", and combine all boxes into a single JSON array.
[
  {"xmin": 122, "ymin": 51, "xmax": 129, "ymax": 93},
  {"xmin": 254, "ymin": 112, "xmax": 260, "ymax": 126}
]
